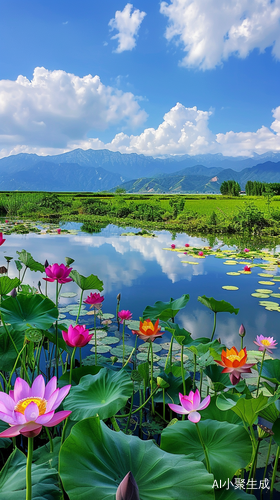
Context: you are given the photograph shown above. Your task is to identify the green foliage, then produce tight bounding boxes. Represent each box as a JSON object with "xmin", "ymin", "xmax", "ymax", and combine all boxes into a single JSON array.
[
  {"xmin": 232, "ymin": 203, "xmax": 267, "ymax": 232},
  {"xmin": 220, "ymin": 180, "xmax": 240, "ymax": 196}
]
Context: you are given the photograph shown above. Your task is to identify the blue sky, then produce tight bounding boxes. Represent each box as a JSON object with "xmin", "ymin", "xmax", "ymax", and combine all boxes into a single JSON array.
[{"xmin": 0, "ymin": 0, "xmax": 280, "ymax": 158}]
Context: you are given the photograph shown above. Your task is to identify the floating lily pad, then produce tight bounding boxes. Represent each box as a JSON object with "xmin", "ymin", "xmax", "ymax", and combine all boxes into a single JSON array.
[
  {"xmin": 138, "ymin": 343, "xmax": 162, "ymax": 353},
  {"xmin": 110, "ymin": 346, "xmax": 134, "ymax": 358},
  {"xmin": 86, "ymin": 310, "xmax": 98, "ymax": 315},
  {"xmin": 91, "ymin": 345, "xmax": 111, "ymax": 354},
  {"xmin": 58, "ymin": 307, "xmax": 69, "ymax": 313},
  {"xmin": 102, "ymin": 313, "xmax": 114, "ymax": 319},
  {"xmin": 258, "ymin": 281, "xmax": 275, "ymax": 285},
  {"xmin": 226, "ymin": 272, "xmax": 241, "ymax": 276},
  {"xmin": 181, "ymin": 261, "xmax": 199, "ymax": 265},
  {"xmin": 160, "ymin": 342, "xmax": 181, "ymax": 351},
  {"xmin": 223, "ymin": 261, "xmax": 237, "ymax": 265},
  {"xmin": 100, "ymin": 337, "xmax": 119, "ymax": 345},
  {"xmin": 126, "ymin": 320, "xmax": 140, "ymax": 330},
  {"xmin": 60, "ymin": 292, "xmax": 77, "ymax": 298},
  {"xmin": 265, "ymin": 307, "xmax": 280, "ymax": 312},
  {"xmin": 136, "ymin": 352, "xmax": 160, "ymax": 362},
  {"xmin": 222, "ymin": 286, "xmax": 239, "ymax": 290},
  {"xmin": 270, "ymin": 293, "xmax": 280, "ymax": 298},
  {"xmin": 258, "ymin": 273, "xmax": 274, "ymax": 277},
  {"xmin": 58, "ymin": 313, "xmax": 67, "ymax": 319},
  {"xmin": 259, "ymin": 301, "xmax": 279, "ymax": 307},
  {"xmin": 255, "ymin": 289, "xmax": 273, "ymax": 294},
  {"xmin": 88, "ymin": 330, "xmax": 107, "ymax": 341},
  {"xmin": 251, "ymin": 293, "xmax": 270, "ymax": 298}
]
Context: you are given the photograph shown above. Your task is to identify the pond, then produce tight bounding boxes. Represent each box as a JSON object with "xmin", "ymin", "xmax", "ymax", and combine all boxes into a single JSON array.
[{"xmin": 2, "ymin": 221, "xmax": 280, "ymax": 359}]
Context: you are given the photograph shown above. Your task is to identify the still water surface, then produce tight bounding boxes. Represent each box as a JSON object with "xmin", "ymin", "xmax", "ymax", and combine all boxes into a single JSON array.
[{"xmin": 2, "ymin": 223, "xmax": 280, "ymax": 356}]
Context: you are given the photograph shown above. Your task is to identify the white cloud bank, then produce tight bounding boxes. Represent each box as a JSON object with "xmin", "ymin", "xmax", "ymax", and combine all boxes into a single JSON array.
[
  {"xmin": 1, "ymin": 67, "xmax": 280, "ymax": 158},
  {"xmin": 160, "ymin": 0, "xmax": 280, "ymax": 70},
  {"xmin": 109, "ymin": 3, "xmax": 146, "ymax": 53}
]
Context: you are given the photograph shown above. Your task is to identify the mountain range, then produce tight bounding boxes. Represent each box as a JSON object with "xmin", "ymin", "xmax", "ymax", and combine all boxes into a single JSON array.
[{"xmin": 0, "ymin": 148, "xmax": 280, "ymax": 192}]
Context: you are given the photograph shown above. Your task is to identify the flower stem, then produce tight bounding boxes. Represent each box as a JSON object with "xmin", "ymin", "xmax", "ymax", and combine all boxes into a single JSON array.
[
  {"xmin": 193, "ymin": 353, "xmax": 197, "ymax": 391},
  {"xmin": 55, "ymin": 280, "xmax": 59, "ymax": 378},
  {"xmin": 261, "ymin": 437, "xmax": 272, "ymax": 500},
  {"xmin": 246, "ymin": 439, "xmax": 260, "ymax": 493},
  {"xmin": 124, "ymin": 383, "xmax": 134, "ymax": 434},
  {"xmin": 7, "ymin": 344, "xmax": 27, "ymax": 392},
  {"xmin": 94, "ymin": 310, "xmax": 97, "ymax": 365},
  {"xmin": 165, "ymin": 337, "xmax": 174, "ymax": 370},
  {"xmin": 122, "ymin": 320, "xmax": 126, "ymax": 367},
  {"xmin": 45, "ymin": 427, "xmax": 53, "ymax": 453},
  {"xmin": 163, "ymin": 388, "xmax": 166, "ymax": 421},
  {"xmin": 256, "ymin": 349, "xmax": 266, "ymax": 397},
  {"xmin": 69, "ymin": 347, "xmax": 77, "ymax": 385},
  {"xmin": 26, "ymin": 437, "xmax": 33, "ymax": 500},
  {"xmin": 196, "ymin": 423, "xmax": 211, "ymax": 473},
  {"xmin": 210, "ymin": 312, "xmax": 217, "ymax": 342},
  {"xmin": 117, "ymin": 387, "xmax": 159, "ymax": 418},
  {"xmin": 181, "ymin": 345, "xmax": 186, "ymax": 395},
  {"xmin": 150, "ymin": 341, "xmax": 155, "ymax": 415},
  {"xmin": 111, "ymin": 416, "xmax": 120, "ymax": 432},
  {"xmin": 75, "ymin": 290, "xmax": 83, "ymax": 324},
  {"xmin": 270, "ymin": 446, "xmax": 280, "ymax": 500}
]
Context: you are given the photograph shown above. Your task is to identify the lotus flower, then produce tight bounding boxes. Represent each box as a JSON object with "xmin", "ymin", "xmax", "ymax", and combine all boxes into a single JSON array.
[
  {"xmin": 132, "ymin": 318, "xmax": 162, "ymax": 342},
  {"xmin": 216, "ymin": 346, "xmax": 255, "ymax": 385},
  {"xmin": 198, "ymin": 251, "xmax": 204, "ymax": 256},
  {"xmin": 239, "ymin": 324, "xmax": 246, "ymax": 338},
  {"xmin": 254, "ymin": 335, "xmax": 278, "ymax": 354},
  {"xmin": 244, "ymin": 248, "xmax": 250, "ymax": 253},
  {"xmin": 57, "ymin": 228, "xmax": 61, "ymax": 234},
  {"xmin": 244, "ymin": 265, "xmax": 251, "ymax": 272},
  {"xmin": 62, "ymin": 324, "xmax": 93, "ymax": 347},
  {"xmin": 5, "ymin": 220, "xmax": 8, "ymax": 223},
  {"xmin": 118, "ymin": 310, "xmax": 132, "ymax": 323},
  {"xmin": 185, "ymin": 243, "xmax": 190, "ymax": 247},
  {"xmin": 43, "ymin": 263, "xmax": 73, "ymax": 284},
  {"xmin": 0, "ymin": 375, "xmax": 71, "ymax": 438},
  {"xmin": 116, "ymin": 472, "xmax": 140, "ymax": 500},
  {"xmin": 171, "ymin": 244, "xmax": 176, "ymax": 249},
  {"xmin": 83, "ymin": 292, "xmax": 104, "ymax": 309},
  {"xmin": 169, "ymin": 390, "xmax": 210, "ymax": 423},
  {"xmin": 0, "ymin": 233, "xmax": 6, "ymax": 246}
]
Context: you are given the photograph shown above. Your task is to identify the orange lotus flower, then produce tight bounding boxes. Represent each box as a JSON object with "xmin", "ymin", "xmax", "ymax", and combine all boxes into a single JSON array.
[
  {"xmin": 132, "ymin": 318, "xmax": 163, "ymax": 342},
  {"xmin": 216, "ymin": 346, "xmax": 255, "ymax": 385}
]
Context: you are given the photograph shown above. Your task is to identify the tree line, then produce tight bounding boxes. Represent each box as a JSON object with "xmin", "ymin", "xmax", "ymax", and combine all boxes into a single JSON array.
[{"xmin": 220, "ymin": 180, "xmax": 280, "ymax": 196}]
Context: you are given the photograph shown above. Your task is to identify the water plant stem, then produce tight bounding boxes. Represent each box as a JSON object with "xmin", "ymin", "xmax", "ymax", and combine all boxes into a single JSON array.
[
  {"xmin": 195, "ymin": 423, "xmax": 211, "ymax": 473},
  {"xmin": 199, "ymin": 369, "xmax": 203, "ymax": 395},
  {"xmin": 150, "ymin": 341, "xmax": 155, "ymax": 415},
  {"xmin": 69, "ymin": 347, "xmax": 77, "ymax": 385},
  {"xmin": 45, "ymin": 427, "xmax": 53, "ymax": 453},
  {"xmin": 256, "ymin": 349, "xmax": 266, "ymax": 397},
  {"xmin": 117, "ymin": 387, "xmax": 158, "ymax": 418},
  {"xmin": 270, "ymin": 446, "xmax": 280, "ymax": 500},
  {"xmin": 210, "ymin": 312, "xmax": 217, "ymax": 342},
  {"xmin": 94, "ymin": 311, "xmax": 97, "ymax": 365},
  {"xmin": 246, "ymin": 439, "xmax": 260, "ymax": 493},
  {"xmin": 261, "ymin": 437, "xmax": 272, "ymax": 500},
  {"xmin": 124, "ymin": 383, "xmax": 134, "ymax": 434},
  {"xmin": 122, "ymin": 320, "xmax": 126, "ymax": 367},
  {"xmin": 55, "ymin": 280, "xmax": 59, "ymax": 378},
  {"xmin": 193, "ymin": 353, "xmax": 197, "ymax": 391},
  {"xmin": 111, "ymin": 416, "xmax": 120, "ymax": 432},
  {"xmin": 162, "ymin": 388, "xmax": 166, "ymax": 421},
  {"xmin": 165, "ymin": 337, "xmax": 174, "ymax": 370},
  {"xmin": 75, "ymin": 290, "xmax": 83, "ymax": 324},
  {"xmin": 26, "ymin": 437, "xmax": 33, "ymax": 500},
  {"xmin": 7, "ymin": 344, "xmax": 27, "ymax": 392}
]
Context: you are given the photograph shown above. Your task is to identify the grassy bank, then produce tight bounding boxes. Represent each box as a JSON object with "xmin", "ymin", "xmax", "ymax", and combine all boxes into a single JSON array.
[{"xmin": 0, "ymin": 191, "xmax": 280, "ymax": 238}]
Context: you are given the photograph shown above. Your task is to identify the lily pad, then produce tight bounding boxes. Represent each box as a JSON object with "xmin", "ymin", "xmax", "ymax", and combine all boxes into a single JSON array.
[
  {"xmin": 126, "ymin": 320, "xmax": 141, "ymax": 330},
  {"xmin": 221, "ymin": 286, "xmax": 239, "ymax": 291},
  {"xmin": 258, "ymin": 281, "xmax": 275, "ymax": 285},
  {"xmin": 102, "ymin": 313, "xmax": 115, "ymax": 319},
  {"xmin": 100, "ymin": 337, "xmax": 119, "ymax": 345},
  {"xmin": 138, "ymin": 343, "xmax": 162, "ymax": 352},
  {"xmin": 60, "ymin": 292, "xmax": 77, "ymax": 298},
  {"xmin": 226, "ymin": 272, "xmax": 241, "ymax": 276},
  {"xmin": 270, "ymin": 293, "xmax": 280, "ymax": 298},
  {"xmin": 136, "ymin": 352, "xmax": 160, "ymax": 362},
  {"xmin": 255, "ymin": 289, "xmax": 273, "ymax": 294},
  {"xmin": 110, "ymin": 346, "xmax": 134, "ymax": 358},
  {"xmin": 92, "ymin": 345, "xmax": 111, "ymax": 354},
  {"xmin": 258, "ymin": 273, "xmax": 274, "ymax": 277},
  {"xmin": 251, "ymin": 293, "xmax": 270, "ymax": 298}
]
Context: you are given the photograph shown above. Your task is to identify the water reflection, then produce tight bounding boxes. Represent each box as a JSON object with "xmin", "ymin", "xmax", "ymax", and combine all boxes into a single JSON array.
[{"xmin": 2, "ymin": 224, "xmax": 280, "ymax": 355}]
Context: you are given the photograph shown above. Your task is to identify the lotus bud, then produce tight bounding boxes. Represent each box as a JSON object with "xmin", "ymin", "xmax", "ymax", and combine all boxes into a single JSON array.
[
  {"xmin": 217, "ymin": 337, "xmax": 221, "ymax": 344},
  {"xmin": 239, "ymin": 324, "xmax": 246, "ymax": 338},
  {"xmin": 156, "ymin": 377, "xmax": 170, "ymax": 389},
  {"xmin": 10, "ymin": 288, "xmax": 17, "ymax": 298},
  {"xmin": 44, "ymin": 259, "xmax": 49, "ymax": 268},
  {"xmin": 117, "ymin": 293, "xmax": 121, "ymax": 302},
  {"xmin": 116, "ymin": 472, "xmax": 140, "ymax": 500}
]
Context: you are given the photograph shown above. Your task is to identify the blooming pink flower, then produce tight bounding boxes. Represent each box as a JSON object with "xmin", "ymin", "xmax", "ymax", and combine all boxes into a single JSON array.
[
  {"xmin": 43, "ymin": 263, "xmax": 73, "ymax": 284},
  {"xmin": 169, "ymin": 390, "xmax": 210, "ymax": 423},
  {"xmin": 118, "ymin": 310, "xmax": 132, "ymax": 323},
  {"xmin": 62, "ymin": 324, "xmax": 93, "ymax": 348},
  {"xmin": 198, "ymin": 251, "xmax": 204, "ymax": 256},
  {"xmin": 83, "ymin": 292, "xmax": 104, "ymax": 309},
  {"xmin": 244, "ymin": 265, "xmax": 251, "ymax": 272},
  {"xmin": 0, "ymin": 233, "xmax": 6, "ymax": 246},
  {"xmin": 171, "ymin": 244, "xmax": 176, "ymax": 249},
  {"xmin": 5, "ymin": 220, "xmax": 8, "ymax": 223},
  {"xmin": 0, "ymin": 375, "xmax": 71, "ymax": 438},
  {"xmin": 57, "ymin": 228, "xmax": 61, "ymax": 234},
  {"xmin": 254, "ymin": 335, "xmax": 278, "ymax": 354},
  {"xmin": 244, "ymin": 248, "xmax": 250, "ymax": 253},
  {"xmin": 185, "ymin": 243, "xmax": 190, "ymax": 247}
]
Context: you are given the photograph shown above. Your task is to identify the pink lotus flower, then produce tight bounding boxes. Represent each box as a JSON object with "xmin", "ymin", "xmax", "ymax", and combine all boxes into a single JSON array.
[
  {"xmin": 0, "ymin": 233, "xmax": 6, "ymax": 246},
  {"xmin": 43, "ymin": 263, "xmax": 73, "ymax": 284},
  {"xmin": 5, "ymin": 220, "xmax": 8, "ymax": 223},
  {"xmin": 62, "ymin": 324, "xmax": 93, "ymax": 348},
  {"xmin": 83, "ymin": 292, "xmax": 104, "ymax": 309},
  {"xmin": 185, "ymin": 243, "xmax": 190, "ymax": 247},
  {"xmin": 171, "ymin": 244, "xmax": 176, "ymax": 249},
  {"xmin": 0, "ymin": 375, "xmax": 71, "ymax": 438},
  {"xmin": 244, "ymin": 248, "xmax": 250, "ymax": 253},
  {"xmin": 57, "ymin": 228, "xmax": 61, "ymax": 234},
  {"xmin": 198, "ymin": 251, "xmax": 204, "ymax": 256},
  {"xmin": 254, "ymin": 335, "xmax": 278, "ymax": 354},
  {"xmin": 169, "ymin": 390, "xmax": 210, "ymax": 423},
  {"xmin": 118, "ymin": 310, "xmax": 132, "ymax": 323},
  {"xmin": 244, "ymin": 265, "xmax": 251, "ymax": 272}
]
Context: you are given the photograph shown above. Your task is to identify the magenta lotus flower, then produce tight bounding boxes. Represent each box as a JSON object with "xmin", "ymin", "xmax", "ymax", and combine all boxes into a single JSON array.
[
  {"xmin": 62, "ymin": 324, "xmax": 93, "ymax": 347},
  {"xmin": 185, "ymin": 243, "xmax": 190, "ymax": 247},
  {"xmin": 171, "ymin": 244, "xmax": 176, "ymax": 249},
  {"xmin": 169, "ymin": 390, "xmax": 210, "ymax": 423},
  {"xmin": 0, "ymin": 375, "xmax": 71, "ymax": 438},
  {"xmin": 118, "ymin": 310, "xmax": 132, "ymax": 323},
  {"xmin": 43, "ymin": 263, "xmax": 73, "ymax": 284},
  {"xmin": 198, "ymin": 251, "xmax": 204, "ymax": 256},
  {"xmin": 0, "ymin": 233, "xmax": 6, "ymax": 246},
  {"xmin": 83, "ymin": 292, "xmax": 104, "ymax": 309},
  {"xmin": 254, "ymin": 335, "xmax": 278, "ymax": 354},
  {"xmin": 244, "ymin": 248, "xmax": 250, "ymax": 253},
  {"xmin": 244, "ymin": 265, "xmax": 251, "ymax": 272},
  {"xmin": 57, "ymin": 228, "xmax": 61, "ymax": 234}
]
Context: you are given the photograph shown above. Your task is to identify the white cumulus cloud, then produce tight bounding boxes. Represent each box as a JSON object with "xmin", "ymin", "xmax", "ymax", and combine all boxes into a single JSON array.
[
  {"xmin": 0, "ymin": 67, "xmax": 147, "ymax": 157},
  {"xmin": 160, "ymin": 0, "xmax": 280, "ymax": 70},
  {"xmin": 109, "ymin": 3, "xmax": 146, "ymax": 53}
]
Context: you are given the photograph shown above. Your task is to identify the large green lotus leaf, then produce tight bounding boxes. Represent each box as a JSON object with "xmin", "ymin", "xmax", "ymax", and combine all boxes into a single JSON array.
[
  {"xmin": 231, "ymin": 394, "xmax": 268, "ymax": 426},
  {"xmin": 164, "ymin": 322, "xmax": 192, "ymax": 346},
  {"xmin": 0, "ymin": 448, "xmax": 61, "ymax": 499},
  {"xmin": 200, "ymin": 397, "xmax": 242, "ymax": 425},
  {"xmin": 59, "ymin": 417, "xmax": 215, "ymax": 500},
  {"xmin": 0, "ymin": 327, "xmax": 24, "ymax": 371},
  {"xmin": 204, "ymin": 365, "xmax": 231, "ymax": 390},
  {"xmin": 197, "ymin": 296, "xmax": 239, "ymax": 314},
  {"xmin": 143, "ymin": 294, "xmax": 189, "ymax": 321},
  {"xmin": 0, "ymin": 276, "xmax": 20, "ymax": 296},
  {"xmin": 258, "ymin": 359, "xmax": 280, "ymax": 384},
  {"xmin": 63, "ymin": 368, "xmax": 133, "ymax": 421},
  {"xmin": 32, "ymin": 437, "xmax": 62, "ymax": 470},
  {"xmin": 0, "ymin": 294, "xmax": 58, "ymax": 331},
  {"xmin": 58, "ymin": 365, "xmax": 103, "ymax": 387},
  {"xmin": 16, "ymin": 249, "xmax": 44, "ymax": 273},
  {"xmin": 70, "ymin": 270, "xmax": 103, "ymax": 292},
  {"xmin": 160, "ymin": 419, "xmax": 252, "ymax": 483},
  {"xmin": 0, "ymin": 421, "xmax": 12, "ymax": 449}
]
